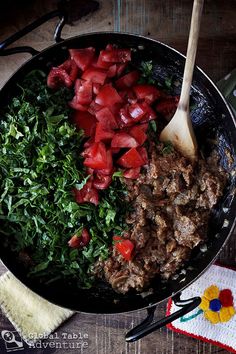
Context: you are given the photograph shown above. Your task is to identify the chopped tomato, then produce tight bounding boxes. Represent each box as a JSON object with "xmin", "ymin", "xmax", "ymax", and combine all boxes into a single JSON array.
[
  {"xmin": 88, "ymin": 100, "xmax": 103, "ymax": 115},
  {"xmin": 47, "ymin": 67, "xmax": 72, "ymax": 89},
  {"xmin": 113, "ymin": 236, "xmax": 134, "ymax": 261},
  {"xmin": 82, "ymin": 67, "xmax": 107, "ymax": 85},
  {"xmin": 95, "ymin": 85, "xmax": 123, "ymax": 107},
  {"xmin": 93, "ymin": 83, "xmax": 101, "ymax": 95},
  {"xmin": 117, "ymin": 148, "xmax": 144, "ymax": 168},
  {"xmin": 139, "ymin": 123, "xmax": 149, "ymax": 132},
  {"xmin": 74, "ymin": 79, "xmax": 93, "ymax": 105},
  {"xmin": 115, "ymin": 71, "xmax": 140, "ymax": 90},
  {"xmin": 105, "ymin": 44, "xmax": 114, "ymax": 51},
  {"xmin": 73, "ymin": 111, "xmax": 97, "ymax": 137},
  {"xmin": 139, "ymin": 102, "xmax": 157, "ymax": 122},
  {"xmin": 69, "ymin": 47, "xmax": 95, "ymax": 71},
  {"xmin": 137, "ymin": 146, "xmax": 148, "ymax": 165},
  {"xmin": 100, "ymin": 48, "xmax": 131, "ymax": 63},
  {"xmin": 111, "ymin": 132, "xmax": 139, "ymax": 148},
  {"xmin": 128, "ymin": 102, "xmax": 148, "ymax": 121},
  {"xmin": 83, "ymin": 142, "xmax": 108, "ymax": 169},
  {"xmin": 68, "ymin": 228, "xmax": 91, "ymax": 248},
  {"xmin": 118, "ymin": 89, "xmax": 136, "ymax": 104},
  {"xmin": 93, "ymin": 174, "xmax": 112, "ymax": 190},
  {"xmin": 107, "ymin": 64, "xmax": 117, "ymax": 78},
  {"xmin": 111, "ymin": 147, "xmax": 120, "ymax": 154},
  {"xmin": 129, "ymin": 125, "xmax": 147, "ymax": 145},
  {"xmin": 86, "ymin": 167, "xmax": 94, "ymax": 175},
  {"xmin": 95, "ymin": 122, "xmax": 115, "ymax": 142},
  {"xmin": 95, "ymin": 107, "xmax": 118, "ymax": 130},
  {"xmin": 59, "ymin": 59, "xmax": 79, "ymax": 84},
  {"xmin": 73, "ymin": 180, "xmax": 99, "ymax": 205},
  {"xmin": 96, "ymin": 53, "xmax": 112, "ymax": 69},
  {"xmin": 118, "ymin": 106, "xmax": 133, "ymax": 127},
  {"xmin": 116, "ymin": 63, "xmax": 128, "ymax": 77},
  {"xmin": 95, "ymin": 149, "xmax": 113, "ymax": 175},
  {"xmin": 133, "ymin": 84, "xmax": 162, "ymax": 104},
  {"xmin": 123, "ymin": 167, "xmax": 141, "ymax": 179},
  {"xmin": 83, "ymin": 137, "xmax": 94, "ymax": 148},
  {"xmin": 68, "ymin": 97, "xmax": 88, "ymax": 111},
  {"xmin": 155, "ymin": 96, "xmax": 179, "ymax": 119}
]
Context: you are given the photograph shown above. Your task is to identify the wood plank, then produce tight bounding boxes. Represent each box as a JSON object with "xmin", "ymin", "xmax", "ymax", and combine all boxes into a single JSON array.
[{"xmin": 0, "ymin": 1, "xmax": 235, "ymax": 353}]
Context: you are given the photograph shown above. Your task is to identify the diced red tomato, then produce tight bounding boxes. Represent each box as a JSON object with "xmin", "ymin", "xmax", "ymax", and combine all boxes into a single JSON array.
[
  {"xmin": 139, "ymin": 123, "xmax": 149, "ymax": 132},
  {"xmin": 116, "ymin": 63, "xmax": 128, "ymax": 77},
  {"xmin": 129, "ymin": 125, "xmax": 147, "ymax": 145},
  {"xmin": 96, "ymin": 53, "xmax": 112, "ymax": 69},
  {"xmin": 47, "ymin": 67, "xmax": 72, "ymax": 89},
  {"xmin": 128, "ymin": 102, "xmax": 148, "ymax": 121},
  {"xmin": 74, "ymin": 79, "xmax": 93, "ymax": 105},
  {"xmin": 105, "ymin": 44, "xmax": 114, "ymax": 51},
  {"xmin": 93, "ymin": 83, "xmax": 101, "ymax": 95},
  {"xmin": 100, "ymin": 48, "xmax": 131, "ymax": 63},
  {"xmin": 118, "ymin": 89, "xmax": 136, "ymax": 104},
  {"xmin": 137, "ymin": 146, "xmax": 148, "ymax": 165},
  {"xmin": 59, "ymin": 59, "xmax": 79, "ymax": 84},
  {"xmin": 68, "ymin": 228, "xmax": 91, "ymax": 248},
  {"xmin": 123, "ymin": 167, "xmax": 141, "ymax": 179},
  {"xmin": 95, "ymin": 85, "xmax": 123, "ymax": 107},
  {"xmin": 115, "ymin": 71, "xmax": 140, "ymax": 90},
  {"xmin": 111, "ymin": 147, "xmax": 120, "ymax": 154},
  {"xmin": 81, "ymin": 142, "xmax": 98, "ymax": 158},
  {"xmin": 111, "ymin": 132, "xmax": 139, "ymax": 148},
  {"xmin": 118, "ymin": 106, "xmax": 133, "ymax": 127},
  {"xmin": 95, "ymin": 149, "xmax": 113, "ymax": 175},
  {"xmin": 86, "ymin": 167, "xmax": 94, "ymax": 175},
  {"xmin": 88, "ymin": 100, "xmax": 103, "ymax": 115},
  {"xmin": 83, "ymin": 137, "xmax": 94, "ymax": 148},
  {"xmin": 117, "ymin": 148, "xmax": 144, "ymax": 168},
  {"xmin": 93, "ymin": 174, "xmax": 112, "ymax": 190},
  {"xmin": 68, "ymin": 97, "xmax": 88, "ymax": 111},
  {"xmin": 83, "ymin": 142, "xmax": 108, "ymax": 169},
  {"xmin": 155, "ymin": 96, "xmax": 179, "ymax": 119},
  {"xmin": 73, "ymin": 180, "xmax": 99, "ymax": 205},
  {"xmin": 73, "ymin": 111, "xmax": 97, "ymax": 137},
  {"xmin": 95, "ymin": 122, "xmax": 115, "ymax": 142},
  {"xmin": 82, "ymin": 67, "xmax": 107, "ymax": 85},
  {"xmin": 69, "ymin": 47, "xmax": 95, "ymax": 71},
  {"xmin": 107, "ymin": 64, "xmax": 117, "ymax": 78},
  {"xmin": 95, "ymin": 107, "xmax": 118, "ymax": 130},
  {"xmin": 113, "ymin": 236, "xmax": 134, "ymax": 261},
  {"xmin": 133, "ymin": 84, "xmax": 162, "ymax": 104},
  {"xmin": 139, "ymin": 102, "xmax": 157, "ymax": 122},
  {"xmin": 108, "ymin": 102, "xmax": 123, "ymax": 116}
]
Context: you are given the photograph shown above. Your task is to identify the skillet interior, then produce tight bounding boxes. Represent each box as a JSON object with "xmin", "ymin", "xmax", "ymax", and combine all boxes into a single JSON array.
[{"xmin": 0, "ymin": 32, "xmax": 236, "ymax": 314}]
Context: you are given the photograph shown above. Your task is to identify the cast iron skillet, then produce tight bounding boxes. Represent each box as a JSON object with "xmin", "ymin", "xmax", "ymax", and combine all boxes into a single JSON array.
[{"xmin": 0, "ymin": 9, "xmax": 236, "ymax": 342}]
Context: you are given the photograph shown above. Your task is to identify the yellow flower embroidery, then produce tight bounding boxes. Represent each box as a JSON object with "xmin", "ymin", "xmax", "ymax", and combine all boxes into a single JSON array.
[{"xmin": 200, "ymin": 285, "xmax": 235, "ymax": 324}]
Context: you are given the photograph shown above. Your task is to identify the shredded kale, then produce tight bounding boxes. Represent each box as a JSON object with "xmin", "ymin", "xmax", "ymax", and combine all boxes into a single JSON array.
[
  {"xmin": 162, "ymin": 141, "xmax": 174, "ymax": 155},
  {"xmin": 138, "ymin": 60, "xmax": 156, "ymax": 84},
  {"xmin": 0, "ymin": 70, "xmax": 128, "ymax": 288}
]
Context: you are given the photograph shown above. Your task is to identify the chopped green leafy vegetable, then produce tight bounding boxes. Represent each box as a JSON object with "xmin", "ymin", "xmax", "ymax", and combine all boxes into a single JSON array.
[
  {"xmin": 138, "ymin": 60, "xmax": 156, "ymax": 84},
  {"xmin": 0, "ymin": 70, "xmax": 128, "ymax": 288},
  {"xmin": 162, "ymin": 141, "xmax": 174, "ymax": 155}
]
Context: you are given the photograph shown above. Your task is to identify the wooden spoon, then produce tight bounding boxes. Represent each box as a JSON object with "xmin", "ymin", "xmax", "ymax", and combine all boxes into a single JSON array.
[{"xmin": 159, "ymin": 0, "xmax": 204, "ymax": 162}]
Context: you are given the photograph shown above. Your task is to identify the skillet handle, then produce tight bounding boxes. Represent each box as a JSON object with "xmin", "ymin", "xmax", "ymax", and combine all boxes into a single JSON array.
[
  {"xmin": 0, "ymin": 10, "xmax": 66, "ymax": 57},
  {"xmin": 125, "ymin": 293, "xmax": 201, "ymax": 342}
]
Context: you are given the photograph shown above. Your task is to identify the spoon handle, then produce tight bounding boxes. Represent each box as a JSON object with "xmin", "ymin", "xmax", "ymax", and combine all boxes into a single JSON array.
[{"xmin": 179, "ymin": 0, "xmax": 204, "ymax": 111}]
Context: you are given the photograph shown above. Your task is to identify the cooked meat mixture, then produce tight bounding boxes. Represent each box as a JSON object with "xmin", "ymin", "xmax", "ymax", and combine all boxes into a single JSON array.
[{"xmin": 94, "ymin": 143, "xmax": 227, "ymax": 294}]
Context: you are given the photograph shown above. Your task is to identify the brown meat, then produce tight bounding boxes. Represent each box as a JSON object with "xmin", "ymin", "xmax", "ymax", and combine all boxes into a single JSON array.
[{"xmin": 94, "ymin": 143, "xmax": 227, "ymax": 294}]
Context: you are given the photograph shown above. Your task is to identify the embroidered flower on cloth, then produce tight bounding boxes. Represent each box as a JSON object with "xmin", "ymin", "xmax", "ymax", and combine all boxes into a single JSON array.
[{"xmin": 199, "ymin": 285, "xmax": 235, "ymax": 324}]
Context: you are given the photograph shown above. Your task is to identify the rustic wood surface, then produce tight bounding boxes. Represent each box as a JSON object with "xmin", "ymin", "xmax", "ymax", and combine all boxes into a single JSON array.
[{"xmin": 0, "ymin": 0, "xmax": 235, "ymax": 353}]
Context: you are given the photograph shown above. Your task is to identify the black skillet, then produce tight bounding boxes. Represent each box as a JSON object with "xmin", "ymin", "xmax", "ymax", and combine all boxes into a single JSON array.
[{"xmin": 0, "ymin": 6, "xmax": 236, "ymax": 342}]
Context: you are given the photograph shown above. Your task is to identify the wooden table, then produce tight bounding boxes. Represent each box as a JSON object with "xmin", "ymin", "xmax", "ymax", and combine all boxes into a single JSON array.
[{"xmin": 0, "ymin": 1, "xmax": 235, "ymax": 353}]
